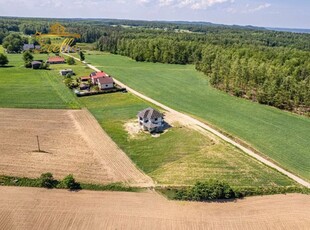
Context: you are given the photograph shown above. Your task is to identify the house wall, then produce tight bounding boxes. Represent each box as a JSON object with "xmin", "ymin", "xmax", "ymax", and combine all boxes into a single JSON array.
[{"xmin": 98, "ymin": 82, "xmax": 114, "ymax": 90}]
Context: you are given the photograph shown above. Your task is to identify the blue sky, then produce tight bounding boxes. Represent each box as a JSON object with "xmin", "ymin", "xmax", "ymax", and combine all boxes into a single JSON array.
[{"xmin": 0, "ymin": 0, "xmax": 309, "ymax": 28}]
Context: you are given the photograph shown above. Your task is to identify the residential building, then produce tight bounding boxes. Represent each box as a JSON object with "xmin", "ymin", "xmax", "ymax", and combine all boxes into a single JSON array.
[{"xmin": 137, "ymin": 108, "xmax": 164, "ymax": 132}]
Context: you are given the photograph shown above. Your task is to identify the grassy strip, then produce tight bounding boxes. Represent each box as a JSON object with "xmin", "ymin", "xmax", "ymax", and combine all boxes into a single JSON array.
[
  {"xmin": 0, "ymin": 175, "xmax": 141, "ymax": 192},
  {"xmin": 157, "ymin": 185, "xmax": 310, "ymax": 201}
]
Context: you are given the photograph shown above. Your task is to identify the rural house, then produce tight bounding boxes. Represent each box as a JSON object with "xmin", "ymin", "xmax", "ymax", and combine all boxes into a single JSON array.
[
  {"xmin": 137, "ymin": 108, "xmax": 164, "ymax": 132},
  {"xmin": 47, "ymin": 56, "xmax": 65, "ymax": 64},
  {"xmin": 90, "ymin": 71, "xmax": 109, "ymax": 84},
  {"xmin": 59, "ymin": 69, "xmax": 74, "ymax": 76},
  {"xmin": 31, "ymin": 61, "xmax": 42, "ymax": 69},
  {"xmin": 97, "ymin": 77, "xmax": 114, "ymax": 90}
]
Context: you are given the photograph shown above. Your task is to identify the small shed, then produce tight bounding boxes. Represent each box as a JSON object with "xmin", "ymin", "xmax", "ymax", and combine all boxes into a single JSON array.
[
  {"xmin": 31, "ymin": 61, "xmax": 42, "ymax": 69},
  {"xmin": 60, "ymin": 69, "xmax": 74, "ymax": 76},
  {"xmin": 80, "ymin": 76, "xmax": 91, "ymax": 82},
  {"xmin": 79, "ymin": 83, "xmax": 89, "ymax": 90}
]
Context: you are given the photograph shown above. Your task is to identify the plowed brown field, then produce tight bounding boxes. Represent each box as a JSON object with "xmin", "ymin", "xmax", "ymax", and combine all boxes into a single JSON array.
[
  {"xmin": 0, "ymin": 186, "xmax": 309, "ymax": 230},
  {"xmin": 0, "ymin": 108, "xmax": 152, "ymax": 186}
]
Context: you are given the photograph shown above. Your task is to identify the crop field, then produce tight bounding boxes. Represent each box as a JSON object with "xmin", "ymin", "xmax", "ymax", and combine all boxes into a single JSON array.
[
  {"xmin": 84, "ymin": 52, "xmax": 310, "ymax": 181},
  {"xmin": 0, "ymin": 186, "xmax": 309, "ymax": 230},
  {"xmin": 0, "ymin": 108, "xmax": 152, "ymax": 186},
  {"xmin": 0, "ymin": 53, "xmax": 79, "ymax": 109}
]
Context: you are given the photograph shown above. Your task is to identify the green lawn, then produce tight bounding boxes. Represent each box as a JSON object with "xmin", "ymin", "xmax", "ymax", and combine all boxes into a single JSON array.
[
  {"xmin": 85, "ymin": 52, "xmax": 310, "ymax": 182},
  {"xmin": 78, "ymin": 93, "xmax": 295, "ymax": 187},
  {"xmin": 0, "ymin": 54, "xmax": 80, "ymax": 109}
]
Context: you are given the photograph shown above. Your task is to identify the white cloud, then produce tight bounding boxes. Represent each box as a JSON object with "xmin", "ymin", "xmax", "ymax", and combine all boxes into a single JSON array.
[
  {"xmin": 226, "ymin": 2, "xmax": 271, "ymax": 14},
  {"xmin": 138, "ymin": 0, "xmax": 234, "ymax": 9},
  {"xmin": 246, "ymin": 3, "xmax": 271, "ymax": 12}
]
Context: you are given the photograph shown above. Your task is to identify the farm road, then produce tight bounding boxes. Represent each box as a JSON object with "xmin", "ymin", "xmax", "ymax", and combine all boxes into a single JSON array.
[{"xmin": 64, "ymin": 53, "xmax": 310, "ymax": 188}]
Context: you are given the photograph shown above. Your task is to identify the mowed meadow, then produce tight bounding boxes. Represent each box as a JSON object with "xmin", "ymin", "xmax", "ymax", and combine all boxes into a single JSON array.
[
  {"xmin": 0, "ymin": 52, "xmax": 79, "ymax": 109},
  {"xmin": 85, "ymin": 52, "xmax": 310, "ymax": 182},
  {"xmin": 79, "ymin": 93, "xmax": 295, "ymax": 187},
  {"xmin": 0, "ymin": 50, "xmax": 297, "ymax": 188}
]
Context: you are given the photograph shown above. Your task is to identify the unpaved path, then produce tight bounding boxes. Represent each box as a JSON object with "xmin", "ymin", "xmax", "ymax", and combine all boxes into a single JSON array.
[
  {"xmin": 0, "ymin": 186, "xmax": 309, "ymax": 229},
  {"xmin": 65, "ymin": 53, "xmax": 309, "ymax": 188},
  {"xmin": 0, "ymin": 108, "xmax": 153, "ymax": 187}
]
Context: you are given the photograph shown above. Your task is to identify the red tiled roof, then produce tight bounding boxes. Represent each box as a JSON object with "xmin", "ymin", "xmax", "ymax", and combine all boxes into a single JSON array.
[
  {"xmin": 48, "ymin": 56, "xmax": 65, "ymax": 62},
  {"xmin": 97, "ymin": 77, "xmax": 114, "ymax": 84},
  {"xmin": 91, "ymin": 71, "xmax": 109, "ymax": 79}
]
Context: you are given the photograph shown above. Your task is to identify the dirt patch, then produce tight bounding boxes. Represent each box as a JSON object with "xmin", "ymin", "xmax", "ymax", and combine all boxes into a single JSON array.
[
  {"xmin": 0, "ymin": 108, "xmax": 153, "ymax": 187},
  {"xmin": 0, "ymin": 186, "xmax": 309, "ymax": 229},
  {"xmin": 124, "ymin": 120, "xmax": 141, "ymax": 138}
]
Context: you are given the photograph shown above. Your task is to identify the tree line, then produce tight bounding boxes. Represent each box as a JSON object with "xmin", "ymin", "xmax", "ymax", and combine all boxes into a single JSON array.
[{"xmin": 1, "ymin": 17, "xmax": 309, "ymax": 114}]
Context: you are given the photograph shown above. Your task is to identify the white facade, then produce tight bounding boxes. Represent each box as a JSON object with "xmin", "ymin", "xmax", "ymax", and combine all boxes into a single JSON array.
[{"xmin": 98, "ymin": 82, "xmax": 114, "ymax": 90}]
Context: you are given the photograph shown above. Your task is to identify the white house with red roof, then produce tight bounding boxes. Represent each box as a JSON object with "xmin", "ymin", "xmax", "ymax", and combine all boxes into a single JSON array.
[{"xmin": 90, "ymin": 71, "xmax": 109, "ymax": 84}]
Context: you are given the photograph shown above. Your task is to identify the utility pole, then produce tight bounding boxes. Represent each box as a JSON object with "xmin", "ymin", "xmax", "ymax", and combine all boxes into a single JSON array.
[{"xmin": 36, "ymin": 135, "xmax": 41, "ymax": 152}]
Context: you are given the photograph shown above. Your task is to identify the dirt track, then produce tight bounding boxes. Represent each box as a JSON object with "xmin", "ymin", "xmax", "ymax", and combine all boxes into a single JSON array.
[
  {"xmin": 0, "ymin": 186, "xmax": 309, "ymax": 230},
  {"xmin": 0, "ymin": 108, "xmax": 152, "ymax": 186}
]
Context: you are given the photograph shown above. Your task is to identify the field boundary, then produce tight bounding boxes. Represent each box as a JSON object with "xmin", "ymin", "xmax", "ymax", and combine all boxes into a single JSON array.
[{"xmin": 63, "ymin": 53, "xmax": 310, "ymax": 189}]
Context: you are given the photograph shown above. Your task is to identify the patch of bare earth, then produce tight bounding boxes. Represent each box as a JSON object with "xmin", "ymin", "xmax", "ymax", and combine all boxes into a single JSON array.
[
  {"xmin": 0, "ymin": 108, "xmax": 153, "ymax": 187},
  {"xmin": 124, "ymin": 120, "xmax": 141, "ymax": 138},
  {"xmin": 0, "ymin": 186, "xmax": 309, "ymax": 230}
]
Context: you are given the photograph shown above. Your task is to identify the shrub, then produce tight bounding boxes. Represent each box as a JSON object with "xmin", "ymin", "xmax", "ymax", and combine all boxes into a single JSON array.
[
  {"xmin": 65, "ymin": 73, "xmax": 72, "ymax": 78},
  {"xmin": 61, "ymin": 174, "xmax": 80, "ymax": 190},
  {"xmin": 79, "ymin": 51, "xmax": 85, "ymax": 61},
  {"xmin": 0, "ymin": 53, "xmax": 9, "ymax": 66},
  {"xmin": 66, "ymin": 57, "xmax": 75, "ymax": 65},
  {"xmin": 40, "ymin": 172, "xmax": 56, "ymax": 188}
]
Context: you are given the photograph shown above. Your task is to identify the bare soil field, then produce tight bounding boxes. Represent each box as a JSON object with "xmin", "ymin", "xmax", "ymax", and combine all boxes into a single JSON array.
[
  {"xmin": 0, "ymin": 108, "xmax": 152, "ymax": 187},
  {"xmin": 0, "ymin": 186, "xmax": 309, "ymax": 230}
]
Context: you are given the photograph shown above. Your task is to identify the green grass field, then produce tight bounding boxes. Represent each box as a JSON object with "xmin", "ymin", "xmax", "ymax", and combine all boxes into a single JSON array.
[
  {"xmin": 84, "ymin": 52, "xmax": 310, "ymax": 181},
  {"xmin": 79, "ymin": 93, "xmax": 295, "ymax": 187},
  {"xmin": 0, "ymin": 53, "xmax": 80, "ymax": 109}
]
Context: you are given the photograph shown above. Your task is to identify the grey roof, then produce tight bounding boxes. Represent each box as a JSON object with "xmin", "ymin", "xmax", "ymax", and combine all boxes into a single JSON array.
[
  {"xmin": 138, "ymin": 107, "xmax": 162, "ymax": 120},
  {"xmin": 31, "ymin": 61, "xmax": 42, "ymax": 65}
]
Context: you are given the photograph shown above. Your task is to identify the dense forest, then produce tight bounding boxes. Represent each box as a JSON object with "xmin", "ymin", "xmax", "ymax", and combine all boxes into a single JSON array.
[{"xmin": 0, "ymin": 17, "xmax": 309, "ymax": 115}]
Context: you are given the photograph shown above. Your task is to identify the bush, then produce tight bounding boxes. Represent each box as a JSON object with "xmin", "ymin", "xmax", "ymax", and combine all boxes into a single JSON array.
[
  {"xmin": 40, "ymin": 62, "xmax": 49, "ymax": 70},
  {"xmin": 66, "ymin": 57, "xmax": 75, "ymax": 65},
  {"xmin": 0, "ymin": 53, "xmax": 9, "ymax": 66},
  {"xmin": 60, "ymin": 174, "xmax": 80, "ymax": 190},
  {"xmin": 175, "ymin": 180, "xmax": 236, "ymax": 201},
  {"xmin": 40, "ymin": 172, "xmax": 56, "ymax": 188}
]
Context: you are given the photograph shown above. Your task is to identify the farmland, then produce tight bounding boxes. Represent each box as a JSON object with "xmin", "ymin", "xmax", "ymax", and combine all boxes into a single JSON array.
[
  {"xmin": 0, "ymin": 52, "xmax": 297, "ymax": 188},
  {"xmin": 0, "ymin": 186, "xmax": 309, "ymax": 230},
  {"xmin": 84, "ymin": 52, "xmax": 310, "ymax": 181}
]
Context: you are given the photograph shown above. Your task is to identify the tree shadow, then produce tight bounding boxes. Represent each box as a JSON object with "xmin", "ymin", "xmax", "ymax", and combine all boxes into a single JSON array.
[{"xmin": 0, "ymin": 65, "xmax": 15, "ymax": 68}]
